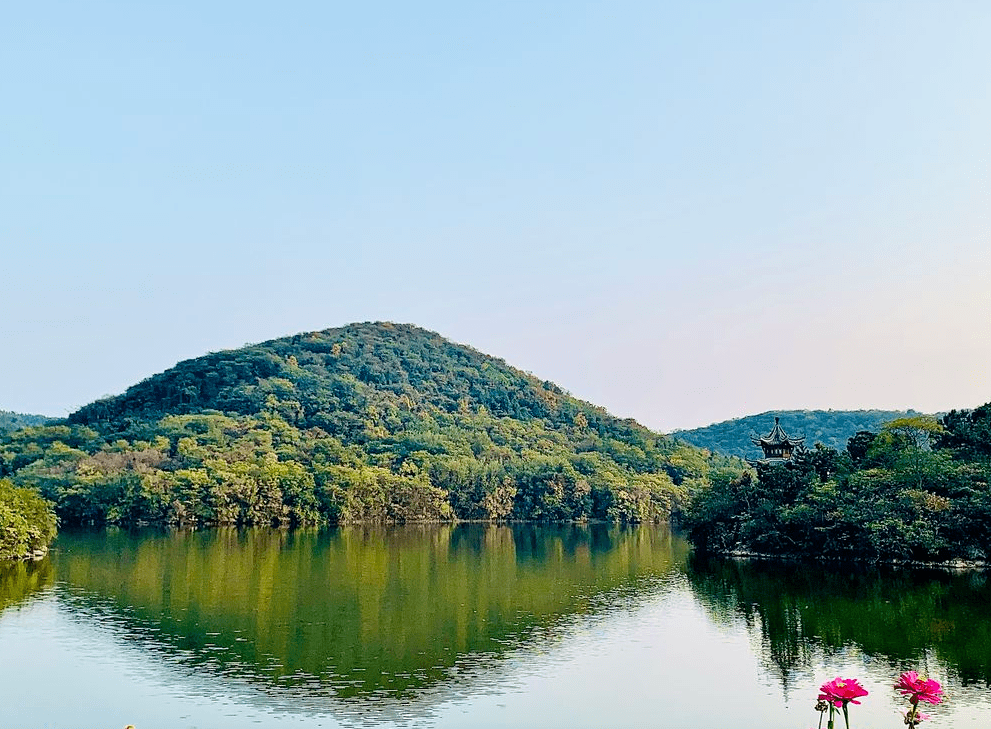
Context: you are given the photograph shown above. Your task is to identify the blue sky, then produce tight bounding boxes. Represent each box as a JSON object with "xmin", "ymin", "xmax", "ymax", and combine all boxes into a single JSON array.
[{"xmin": 2, "ymin": 0, "xmax": 989, "ymax": 431}]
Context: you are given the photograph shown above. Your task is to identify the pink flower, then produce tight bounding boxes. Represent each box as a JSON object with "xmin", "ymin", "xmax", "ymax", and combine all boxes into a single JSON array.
[
  {"xmin": 895, "ymin": 671, "xmax": 944, "ymax": 705},
  {"xmin": 818, "ymin": 677, "xmax": 869, "ymax": 707}
]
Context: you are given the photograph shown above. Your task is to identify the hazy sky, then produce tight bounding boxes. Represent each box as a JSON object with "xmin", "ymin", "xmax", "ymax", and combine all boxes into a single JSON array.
[{"xmin": 2, "ymin": 0, "xmax": 989, "ymax": 431}]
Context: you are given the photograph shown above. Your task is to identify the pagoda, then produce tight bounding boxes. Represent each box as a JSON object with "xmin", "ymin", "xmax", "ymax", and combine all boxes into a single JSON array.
[{"xmin": 749, "ymin": 416, "xmax": 806, "ymax": 465}]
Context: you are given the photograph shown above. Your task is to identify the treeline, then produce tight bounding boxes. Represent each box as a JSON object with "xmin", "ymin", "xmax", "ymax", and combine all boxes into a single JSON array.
[
  {"xmin": 672, "ymin": 409, "xmax": 915, "ymax": 459},
  {"xmin": 684, "ymin": 404, "xmax": 991, "ymax": 562},
  {"xmin": 1, "ymin": 323, "xmax": 738, "ymax": 528},
  {"xmin": 2, "ymin": 411, "xmax": 720, "ymax": 527}
]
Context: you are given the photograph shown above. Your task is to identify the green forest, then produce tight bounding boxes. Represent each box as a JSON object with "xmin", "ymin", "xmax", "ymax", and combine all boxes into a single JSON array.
[
  {"xmin": 0, "ymin": 323, "xmax": 735, "ymax": 535},
  {"xmin": 684, "ymin": 406, "xmax": 991, "ymax": 562},
  {"xmin": 672, "ymin": 409, "xmax": 916, "ymax": 458}
]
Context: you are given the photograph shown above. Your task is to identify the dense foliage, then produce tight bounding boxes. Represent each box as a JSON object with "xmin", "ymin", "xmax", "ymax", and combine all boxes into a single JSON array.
[
  {"xmin": 684, "ymin": 407, "xmax": 991, "ymax": 561},
  {"xmin": 2, "ymin": 323, "xmax": 735, "ymax": 527},
  {"xmin": 0, "ymin": 479, "xmax": 58, "ymax": 560},
  {"xmin": 0, "ymin": 410, "xmax": 51, "ymax": 434},
  {"xmin": 672, "ymin": 409, "xmax": 916, "ymax": 459}
]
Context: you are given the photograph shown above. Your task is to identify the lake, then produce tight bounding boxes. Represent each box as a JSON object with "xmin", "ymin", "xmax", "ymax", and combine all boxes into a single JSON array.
[{"xmin": 1, "ymin": 524, "xmax": 989, "ymax": 728}]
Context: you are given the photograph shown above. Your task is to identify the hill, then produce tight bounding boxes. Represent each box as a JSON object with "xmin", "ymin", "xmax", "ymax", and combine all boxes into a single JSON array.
[
  {"xmin": 671, "ymin": 409, "xmax": 918, "ymax": 459},
  {"xmin": 1, "ymin": 323, "xmax": 736, "ymax": 527},
  {"xmin": 0, "ymin": 411, "xmax": 52, "ymax": 434},
  {"xmin": 684, "ymin": 405, "xmax": 991, "ymax": 561}
]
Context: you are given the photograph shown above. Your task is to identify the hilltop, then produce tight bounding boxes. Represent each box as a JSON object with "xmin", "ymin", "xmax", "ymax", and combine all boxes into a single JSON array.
[
  {"xmin": 671, "ymin": 409, "xmax": 918, "ymax": 458},
  {"xmin": 2, "ymin": 323, "xmax": 734, "ymax": 527}
]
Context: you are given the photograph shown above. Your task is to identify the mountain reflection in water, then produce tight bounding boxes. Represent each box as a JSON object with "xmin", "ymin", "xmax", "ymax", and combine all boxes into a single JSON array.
[
  {"xmin": 50, "ymin": 524, "xmax": 682, "ymax": 708},
  {"xmin": 4, "ymin": 525, "xmax": 991, "ymax": 728}
]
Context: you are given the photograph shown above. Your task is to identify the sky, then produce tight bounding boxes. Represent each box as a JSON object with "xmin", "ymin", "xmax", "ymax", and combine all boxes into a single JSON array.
[{"xmin": 2, "ymin": 0, "xmax": 989, "ymax": 432}]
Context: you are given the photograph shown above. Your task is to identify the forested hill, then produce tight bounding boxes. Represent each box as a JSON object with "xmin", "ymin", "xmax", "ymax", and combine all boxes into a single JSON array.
[
  {"xmin": 3, "ymin": 323, "xmax": 737, "ymax": 527},
  {"xmin": 671, "ymin": 409, "xmax": 918, "ymax": 458},
  {"xmin": 69, "ymin": 322, "xmax": 621, "ymax": 436},
  {"xmin": 0, "ymin": 411, "xmax": 51, "ymax": 433}
]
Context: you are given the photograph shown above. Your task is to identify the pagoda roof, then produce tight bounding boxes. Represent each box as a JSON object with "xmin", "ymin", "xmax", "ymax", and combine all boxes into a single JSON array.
[{"xmin": 750, "ymin": 417, "xmax": 806, "ymax": 448}]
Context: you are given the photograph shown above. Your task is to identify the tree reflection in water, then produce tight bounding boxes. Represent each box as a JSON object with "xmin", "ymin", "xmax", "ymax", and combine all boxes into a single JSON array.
[
  {"xmin": 51, "ymin": 523, "xmax": 682, "ymax": 715},
  {"xmin": 0, "ymin": 558, "xmax": 53, "ymax": 614},
  {"xmin": 685, "ymin": 554, "xmax": 991, "ymax": 689}
]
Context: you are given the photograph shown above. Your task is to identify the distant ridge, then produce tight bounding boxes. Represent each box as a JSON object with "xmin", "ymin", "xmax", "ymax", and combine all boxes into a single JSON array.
[
  {"xmin": 671, "ymin": 409, "xmax": 919, "ymax": 459},
  {"xmin": 0, "ymin": 410, "xmax": 52, "ymax": 433}
]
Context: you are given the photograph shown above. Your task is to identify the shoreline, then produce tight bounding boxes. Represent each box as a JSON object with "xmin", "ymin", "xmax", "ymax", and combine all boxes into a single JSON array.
[
  {"xmin": 0, "ymin": 546, "xmax": 49, "ymax": 564},
  {"xmin": 711, "ymin": 547, "xmax": 989, "ymax": 571}
]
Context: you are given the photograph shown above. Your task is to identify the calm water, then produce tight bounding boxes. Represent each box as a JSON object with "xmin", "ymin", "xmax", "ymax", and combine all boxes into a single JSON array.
[{"xmin": 1, "ymin": 524, "xmax": 990, "ymax": 729}]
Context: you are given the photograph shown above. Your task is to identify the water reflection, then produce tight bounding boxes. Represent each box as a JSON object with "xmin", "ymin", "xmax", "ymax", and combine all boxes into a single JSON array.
[
  {"xmin": 52, "ymin": 524, "xmax": 682, "ymax": 711},
  {"xmin": 6, "ymin": 527, "xmax": 991, "ymax": 727},
  {"xmin": 685, "ymin": 554, "xmax": 991, "ymax": 688},
  {"xmin": 0, "ymin": 558, "xmax": 53, "ymax": 613}
]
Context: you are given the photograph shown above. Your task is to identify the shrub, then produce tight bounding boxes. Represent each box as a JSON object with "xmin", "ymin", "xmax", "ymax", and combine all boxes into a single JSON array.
[{"xmin": 0, "ymin": 479, "xmax": 57, "ymax": 560}]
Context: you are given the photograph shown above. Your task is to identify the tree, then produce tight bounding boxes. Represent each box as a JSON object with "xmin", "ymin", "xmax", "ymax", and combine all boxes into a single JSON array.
[
  {"xmin": 0, "ymin": 479, "xmax": 58, "ymax": 559},
  {"xmin": 883, "ymin": 416, "xmax": 945, "ymax": 489},
  {"xmin": 937, "ymin": 404, "xmax": 991, "ymax": 462},
  {"xmin": 846, "ymin": 431, "xmax": 877, "ymax": 467},
  {"xmin": 796, "ymin": 443, "xmax": 842, "ymax": 483},
  {"xmin": 885, "ymin": 416, "xmax": 944, "ymax": 451}
]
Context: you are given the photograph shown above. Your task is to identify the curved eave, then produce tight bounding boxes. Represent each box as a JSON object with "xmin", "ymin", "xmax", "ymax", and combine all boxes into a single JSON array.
[
  {"xmin": 757, "ymin": 435, "xmax": 806, "ymax": 447},
  {"xmin": 747, "ymin": 457, "xmax": 791, "ymax": 466}
]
